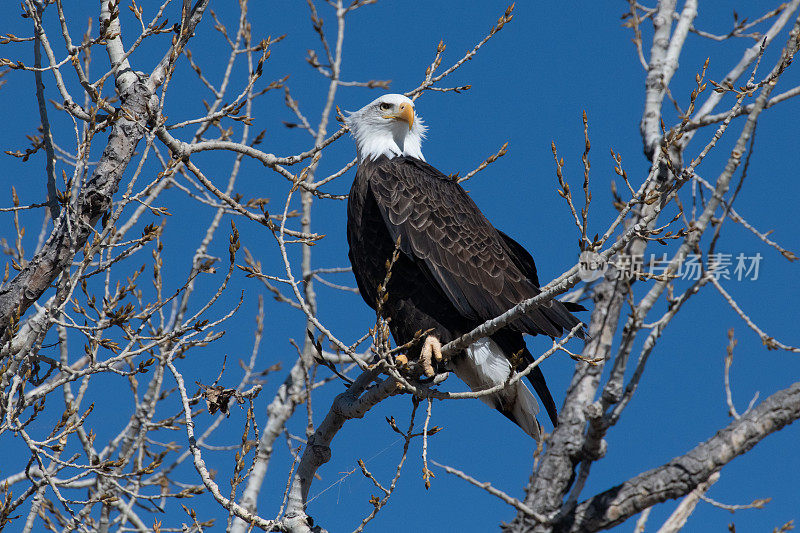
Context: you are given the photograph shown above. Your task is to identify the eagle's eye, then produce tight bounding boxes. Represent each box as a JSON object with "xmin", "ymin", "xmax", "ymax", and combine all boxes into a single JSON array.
[{"xmin": 379, "ymin": 102, "xmax": 392, "ymax": 112}]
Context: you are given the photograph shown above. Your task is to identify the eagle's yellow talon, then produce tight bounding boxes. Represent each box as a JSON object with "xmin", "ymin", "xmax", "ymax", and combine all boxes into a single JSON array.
[{"xmin": 420, "ymin": 336, "xmax": 443, "ymax": 378}]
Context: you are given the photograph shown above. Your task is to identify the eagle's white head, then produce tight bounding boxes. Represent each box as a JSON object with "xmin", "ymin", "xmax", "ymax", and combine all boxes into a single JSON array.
[{"xmin": 345, "ymin": 94, "xmax": 426, "ymax": 163}]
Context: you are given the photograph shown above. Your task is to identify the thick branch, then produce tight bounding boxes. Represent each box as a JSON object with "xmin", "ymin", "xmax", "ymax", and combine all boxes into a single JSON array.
[
  {"xmin": 0, "ymin": 0, "xmax": 212, "ymax": 343},
  {"xmin": 0, "ymin": 78, "xmax": 155, "ymax": 341},
  {"xmin": 283, "ymin": 368, "xmax": 399, "ymax": 532},
  {"xmin": 555, "ymin": 381, "xmax": 800, "ymax": 533}
]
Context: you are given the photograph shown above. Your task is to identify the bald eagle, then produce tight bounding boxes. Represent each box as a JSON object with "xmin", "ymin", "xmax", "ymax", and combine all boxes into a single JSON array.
[{"xmin": 345, "ymin": 94, "xmax": 585, "ymax": 440}]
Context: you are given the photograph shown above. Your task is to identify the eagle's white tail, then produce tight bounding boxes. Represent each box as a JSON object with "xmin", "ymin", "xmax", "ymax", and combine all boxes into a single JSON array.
[{"xmin": 449, "ymin": 337, "xmax": 542, "ymax": 440}]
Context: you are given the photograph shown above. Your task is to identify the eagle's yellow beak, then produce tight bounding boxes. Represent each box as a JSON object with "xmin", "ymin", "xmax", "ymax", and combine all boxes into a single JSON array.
[{"xmin": 385, "ymin": 102, "xmax": 414, "ymax": 130}]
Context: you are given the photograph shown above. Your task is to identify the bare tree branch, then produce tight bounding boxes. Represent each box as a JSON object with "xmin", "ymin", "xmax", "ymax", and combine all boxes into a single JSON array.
[{"xmin": 555, "ymin": 381, "xmax": 800, "ymax": 533}]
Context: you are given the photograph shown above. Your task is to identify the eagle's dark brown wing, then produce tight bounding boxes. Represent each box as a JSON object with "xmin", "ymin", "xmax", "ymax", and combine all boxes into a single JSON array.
[{"xmin": 367, "ymin": 156, "xmax": 582, "ymax": 339}]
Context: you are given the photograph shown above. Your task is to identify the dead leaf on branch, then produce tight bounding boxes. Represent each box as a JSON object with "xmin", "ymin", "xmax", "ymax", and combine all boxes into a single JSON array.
[{"xmin": 196, "ymin": 381, "xmax": 260, "ymax": 416}]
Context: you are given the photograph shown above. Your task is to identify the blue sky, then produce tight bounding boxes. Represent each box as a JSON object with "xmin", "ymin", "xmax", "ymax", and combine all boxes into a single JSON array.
[{"xmin": 1, "ymin": 1, "xmax": 799, "ymax": 531}]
